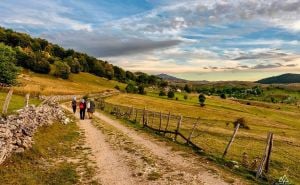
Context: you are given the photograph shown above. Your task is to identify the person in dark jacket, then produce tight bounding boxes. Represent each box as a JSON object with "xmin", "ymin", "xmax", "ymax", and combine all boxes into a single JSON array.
[
  {"xmin": 79, "ymin": 99, "xmax": 86, "ymax": 120},
  {"xmin": 71, "ymin": 97, "xmax": 77, "ymax": 113},
  {"xmin": 87, "ymin": 99, "xmax": 95, "ymax": 119}
]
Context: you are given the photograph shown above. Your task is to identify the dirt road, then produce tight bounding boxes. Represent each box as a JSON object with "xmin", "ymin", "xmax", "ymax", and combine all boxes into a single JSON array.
[{"xmin": 62, "ymin": 104, "xmax": 245, "ymax": 185}]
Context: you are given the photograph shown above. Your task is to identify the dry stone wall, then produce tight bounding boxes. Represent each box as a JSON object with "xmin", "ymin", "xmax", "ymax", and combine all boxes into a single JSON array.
[
  {"xmin": 0, "ymin": 89, "xmax": 119, "ymax": 165},
  {"xmin": 0, "ymin": 101, "xmax": 70, "ymax": 164}
]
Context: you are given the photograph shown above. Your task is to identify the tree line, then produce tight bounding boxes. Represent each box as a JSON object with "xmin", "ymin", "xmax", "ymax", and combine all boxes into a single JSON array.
[{"xmin": 0, "ymin": 27, "xmax": 163, "ymax": 86}]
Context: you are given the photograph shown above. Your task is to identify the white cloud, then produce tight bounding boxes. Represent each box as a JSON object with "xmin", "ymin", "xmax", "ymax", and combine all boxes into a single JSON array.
[{"xmin": 0, "ymin": 0, "xmax": 93, "ymax": 32}]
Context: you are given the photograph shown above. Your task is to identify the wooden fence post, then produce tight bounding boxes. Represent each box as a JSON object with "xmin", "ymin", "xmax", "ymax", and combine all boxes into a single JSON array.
[
  {"xmin": 142, "ymin": 107, "xmax": 146, "ymax": 127},
  {"xmin": 146, "ymin": 110, "xmax": 149, "ymax": 126},
  {"xmin": 174, "ymin": 115, "xmax": 183, "ymax": 141},
  {"xmin": 158, "ymin": 112, "xmax": 162, "ymax": 131},
  {"xmin": 135, "ymin": 109, "xmax": 138, "ymax": 123},
  {"xmin": 222, "ymin": 123, "xmax": 240, "ymax": 158},
  {"xmin": 264, "ymin": 133, "xmax": 273, "ymax": 173},
  {"xmin": 2, "ymin": 88, "xmax": 13, "ymax": 114},
  {"xmin": 151, "ymin": 112, "xmax": 155, "ymax": 127},
  {"xmin": 129, "ymin": 106, "xmax": 134, "ymax": 120},
  {"xmin": 25, "ymin": 93, "xmax": 30, "ymax": 108},
  {"xmin": 164, "ymin": 111, "xmax": 171, "ymax": 135},
  {"xmin": 187, "ymin": 118, "xmax": 199, "ymax": 144},
  {"xmin": 256, "ymin": 132, "xmax": 272, "ymax": 178}
]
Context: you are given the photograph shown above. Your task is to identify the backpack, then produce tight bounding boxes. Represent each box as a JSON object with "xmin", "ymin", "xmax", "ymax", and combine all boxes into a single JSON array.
[
  {"xmin": 79, "ymin": 103, "xmax": 84, "ymax": 109},
  {"xmin": 72, "ymin": 100, "xmax": 76, "ymax": 106}
]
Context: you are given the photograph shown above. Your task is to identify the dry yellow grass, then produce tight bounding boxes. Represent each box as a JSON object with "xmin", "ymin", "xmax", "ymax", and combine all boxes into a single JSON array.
[
  {"xmin": 14, "ymin": 71, "xmax": 126, "ymax": 95},
  {"xmin": 106, "ymin": 93, "xmax": 300, "ymax": 183}
]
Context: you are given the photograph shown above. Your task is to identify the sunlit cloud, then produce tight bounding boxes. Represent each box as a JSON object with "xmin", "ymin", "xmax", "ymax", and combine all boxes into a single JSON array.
[{"xmin": 0, "ymin": 0, "xmax": 300, "ymax": 80}]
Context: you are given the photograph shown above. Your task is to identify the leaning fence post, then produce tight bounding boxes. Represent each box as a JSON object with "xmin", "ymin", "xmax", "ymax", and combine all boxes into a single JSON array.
[
  {"xmin": 222, "ymin": 123, "xmax": 240, "ymax": 158},
  {"xmin": 256, "ymin": 132, "xmax": 272, "ymax": 178},
  {"xmin": 264, "ymin": 133, "xmax": 273, "ymax": 173},
  {"xmin": 187, "ymin": 118, "xmax": 199, "ymax": 144},
  {"xmin": 2, "ymin": 88, "xmax": 13, "ymax": 115},
  {"xmin": 25, "ymin": 93, "xmax": 30, "ymax": 108},
  {"xmin": 164, "ymin": 111, "xmax": 171, "ymax": 135},
  {"xmin": 174, "ymin": 115, "xmax": 183, "ymax": 141}
]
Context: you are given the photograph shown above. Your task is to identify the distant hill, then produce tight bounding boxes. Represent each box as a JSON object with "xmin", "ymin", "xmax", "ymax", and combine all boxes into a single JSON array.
[
  {"xmin": 256, "ymin": 73, "xmax": 300, "ymax": 84},
  {"xmin": 156, "ymin": 74, "xmax": 187, "ymax": 82}
]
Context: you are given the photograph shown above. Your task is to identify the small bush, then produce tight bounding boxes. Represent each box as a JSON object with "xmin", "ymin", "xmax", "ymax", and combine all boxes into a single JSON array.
[
  {"xmin": 159, "ymin": 90, "xmax": 166, "ymax": 96},
  {"xmin": 54, "ymin": 61, "xmax": 71, "ymax": 79},
  {"xmin": 198, "ymin": 94, "xmax": 206, "ymax": 107},
  {"xmin": 138, "ymin": 85, "xmax": 146, "ymax": 95},
  {"xmin": 33, "ymin": 59, "xmax": 51, "ymax": 74},
  {"xmin": 184, "ymin": 94, "xmax": 188, "ymax": 100},
  {"xmin": 233, "ymin": 118, "xmax": 250, "ymax": 129},
  {"xmin": 125, "ymin": 83, "xmax": 137, "ymax": 93},
  {"xmin": 167, "ymin": 91, "xmax": 175, "ymax": 99},
  {"xmin": 220, "ymin": 93, "xmax": 226, "ymax": 99}
]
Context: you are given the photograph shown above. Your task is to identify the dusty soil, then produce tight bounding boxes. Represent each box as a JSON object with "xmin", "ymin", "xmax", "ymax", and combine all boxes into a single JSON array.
[{"xmin": 62, "ymin": 104, "xmax": 247, "ymax": 185}]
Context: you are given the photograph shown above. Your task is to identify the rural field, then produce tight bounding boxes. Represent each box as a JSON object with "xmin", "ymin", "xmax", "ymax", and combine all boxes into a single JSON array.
[
  {"xmin": 0, "ymin": 91, "xmax": 41, "ymax": 114},
  {"xmin": 105, "ymin": 92, "xmax": 300, "ymax": 183},
  {"xmin": 1, "ymin": 1, "xmax": 300, "ymax": 184},
  {"xmin": 13, "ymin": 71, "xmax": 125, "ymax": 95}
]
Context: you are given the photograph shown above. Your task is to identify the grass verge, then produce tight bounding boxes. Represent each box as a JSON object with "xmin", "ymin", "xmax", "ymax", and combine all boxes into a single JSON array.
[{"xmin": 0, "ymin": 113, "xmax": 99, "ymax": 185}]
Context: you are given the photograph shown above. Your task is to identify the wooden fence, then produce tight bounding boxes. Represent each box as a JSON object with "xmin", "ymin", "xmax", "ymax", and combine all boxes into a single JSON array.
[
  {"xmin": 94, "ymin": 98, "xmax": 281, "ymax": 180},
  {"xmin": 96, "ymin": 98, "xmax": 203, "ymax": 151}
]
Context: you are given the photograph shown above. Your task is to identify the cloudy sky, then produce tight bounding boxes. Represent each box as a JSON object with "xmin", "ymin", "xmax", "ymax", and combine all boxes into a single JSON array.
[{"xmin": 1, "ymin": 0, "xmax": 300, "ymax": 81}]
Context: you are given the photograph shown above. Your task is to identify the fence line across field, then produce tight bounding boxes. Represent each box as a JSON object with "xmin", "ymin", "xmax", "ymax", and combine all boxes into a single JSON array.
[{"xmin": 95, "ymin": 98, "xmax": 277, "ymax": 179}]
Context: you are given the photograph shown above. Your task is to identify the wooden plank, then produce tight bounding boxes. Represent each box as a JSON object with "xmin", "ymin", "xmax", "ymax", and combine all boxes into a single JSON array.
[
  {"xmin": 177, "ymin": 132, "xmax": 203, "ymax": 151},
  {"xmin": 222, "ymin": 123, "xmax": 240, "ymax": 158},
  {"xmin": 164, "ymin": 111, "xmax": 171, "ymax": 135},
  {"xmin": 174, "ymin": 115, "xmax": 183, "ymax": 141},
  {"xmin": 187, "ymin": 118, "xmax": 199, "ymax": 144},
  {"xmin": 144, "ymin": 125, "xmax": 176, "ymax": 134},
  {"xmin": 256, "ymin": 132, "xmax": 272, "ymax": 179},
  {"xmin": 264, "ymin": 133, "xmax": 273, "ymax": 173}
]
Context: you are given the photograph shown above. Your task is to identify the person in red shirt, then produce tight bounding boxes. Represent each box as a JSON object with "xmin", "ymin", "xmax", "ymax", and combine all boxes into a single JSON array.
[{"xmin": 79, "ymin": 99, "xmax": 86, "ymax": 120}]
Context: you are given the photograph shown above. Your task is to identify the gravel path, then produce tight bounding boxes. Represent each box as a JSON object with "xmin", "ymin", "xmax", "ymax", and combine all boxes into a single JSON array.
[
  {"xmin": 62, "ymin": 105, "xmax": 137, "ymax": 185},
  {"xmin": 62, "ymin": 104, "xmax": 246, "ymax": 185}
]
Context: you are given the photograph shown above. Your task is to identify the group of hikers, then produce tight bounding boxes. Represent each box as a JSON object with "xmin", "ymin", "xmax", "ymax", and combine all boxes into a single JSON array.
[{"xmin": 71, "ymin": 97, "xmax": 95, "ymax": 120}]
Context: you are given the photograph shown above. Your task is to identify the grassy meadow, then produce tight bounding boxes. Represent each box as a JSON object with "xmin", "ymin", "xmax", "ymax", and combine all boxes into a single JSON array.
[
  {"xmin": 0, "ymin": 92, "xmax": 41, "ymax": 114},
  {"xmin": 13, "ymin": 70, "xmax": 126, "ymax": 95},
  {"xmin": 105, "ymin": 93, "xmax": 300, "ymax": 183}
]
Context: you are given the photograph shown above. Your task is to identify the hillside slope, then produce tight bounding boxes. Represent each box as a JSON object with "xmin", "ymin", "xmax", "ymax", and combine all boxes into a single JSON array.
[
  {"xmin": 256, "ymin": 73, "xmax": 300, "ymax": 84},
  {"xmin": 14, "ymin": 70, "xmax": 125, "ymax": 95}
]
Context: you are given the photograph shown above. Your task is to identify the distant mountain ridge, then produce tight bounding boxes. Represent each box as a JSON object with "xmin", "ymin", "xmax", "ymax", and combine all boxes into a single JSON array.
[
  {"xmin": 156, "ymin": 74, "xmax": 187, "ymax": 82},
  {"xmin": 256, "ymin": 73, "xmax": 300, "ymax": 84}
]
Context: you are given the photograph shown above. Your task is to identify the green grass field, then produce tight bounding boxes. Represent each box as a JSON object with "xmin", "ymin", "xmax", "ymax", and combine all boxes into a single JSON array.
[
  {"xmin": 0, "ymin": 92, "xmax": 41, "ymax": 114},
  {"xmin": 105, "ymin": 93, "xmax": 300, "ymax": 184}
]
